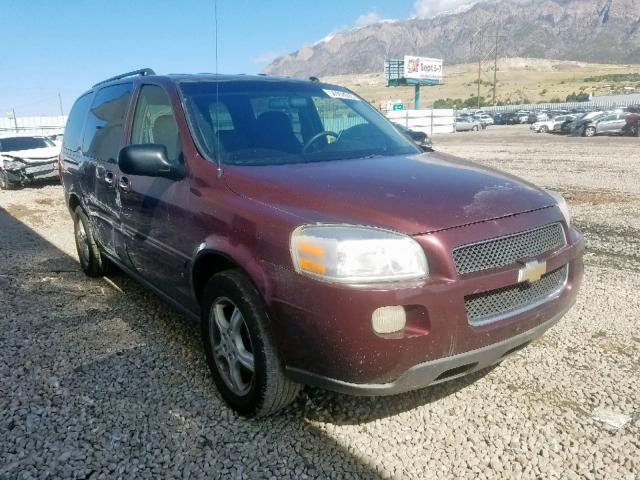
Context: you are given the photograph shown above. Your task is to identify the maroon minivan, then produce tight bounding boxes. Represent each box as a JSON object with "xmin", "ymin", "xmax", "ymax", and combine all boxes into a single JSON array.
[{"xmin": 60, "ymin": 69, "xmax": 584, "ymax": 417}]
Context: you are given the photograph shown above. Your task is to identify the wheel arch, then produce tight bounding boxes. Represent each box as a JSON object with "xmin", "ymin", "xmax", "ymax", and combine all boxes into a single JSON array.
[
  {"xmin": 67, "ymin": 192, "xmax": 82, "ymax": 215},
  {"xmin": 191, "ymin": 249, "xmax": 268, "ymax": 306}
]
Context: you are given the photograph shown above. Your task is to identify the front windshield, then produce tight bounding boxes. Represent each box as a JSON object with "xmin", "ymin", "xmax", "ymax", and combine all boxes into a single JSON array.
[
  {"xmin": 180, "ymin": 81, "xmax": 419, "ymax": 166},
  {"xmin": 0, "ymin": 136, "xmax": 53, "ymax": 152}
]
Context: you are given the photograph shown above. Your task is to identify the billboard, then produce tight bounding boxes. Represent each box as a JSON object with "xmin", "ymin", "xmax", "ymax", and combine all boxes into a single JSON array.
[{"xmin": 403, "ymin": 56, "xmax": 443, "ymax": 83}]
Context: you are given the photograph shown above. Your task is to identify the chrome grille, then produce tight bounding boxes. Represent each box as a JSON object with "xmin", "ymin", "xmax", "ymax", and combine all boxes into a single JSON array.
[
  {"xmin": 453, "ymin": 223, "xmax": 566, "ymax": 275},
  {"xmin": 464, "ymin": 265, "xmax": 568, "ymax": 325}
]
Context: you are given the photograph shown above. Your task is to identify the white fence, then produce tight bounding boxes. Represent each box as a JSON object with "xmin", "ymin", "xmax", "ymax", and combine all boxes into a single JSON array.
[
  {"xmin": 385, "ymin": 109, "xmax": 455, "ymax": 134},
  {"xmin": 0, "ymin": 115, "xmax": 67, "ymax": 137}
]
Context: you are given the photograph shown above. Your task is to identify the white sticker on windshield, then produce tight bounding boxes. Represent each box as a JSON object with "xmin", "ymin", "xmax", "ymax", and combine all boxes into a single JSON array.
[{"xmin": 323, "ymin": 89, "xmax": 360, "ymax": 101}]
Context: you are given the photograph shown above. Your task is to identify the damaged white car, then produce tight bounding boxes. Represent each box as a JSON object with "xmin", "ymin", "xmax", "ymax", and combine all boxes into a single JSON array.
[{"xmin": 0, "ymin": 136, "xmax": 60, "ymax": 190}]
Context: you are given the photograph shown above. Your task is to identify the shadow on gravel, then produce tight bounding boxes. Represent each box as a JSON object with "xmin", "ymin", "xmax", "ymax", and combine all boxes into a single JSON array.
[
  {"xmin": 0, "ymin": 205, "xmax": 482, "ymax": 478},
  {"xmin": 302, "ymin": 367, "xmax": 494, "ymax": 426}
]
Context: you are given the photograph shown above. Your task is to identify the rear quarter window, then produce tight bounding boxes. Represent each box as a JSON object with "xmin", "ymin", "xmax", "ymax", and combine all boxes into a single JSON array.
[
  {"xmin": 82, "ymin": 83, "xmax": 133, "ymax": 163},
  {"xmin": 63, "ymin": 93, "xmax": 93, "ymax": 152}
]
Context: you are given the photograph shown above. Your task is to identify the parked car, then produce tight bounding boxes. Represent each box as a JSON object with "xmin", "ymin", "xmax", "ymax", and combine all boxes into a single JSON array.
[
  {"xmin": 476, "ymin": 113, "xmax": 494, "ymax": 125},
  {"xmin": 60, "ymin": 69, "xmax": 584, "ymax": 417},
  {"xmin": 0, "ymin": 135, "xmax": 60, "ymax": 190},
  {"xmin": 528, "ymin": 111, "xmax": 549, "ymax": 124},
  {"xmin": 530, "ymin": 115, "xmax": 575, "ymax": 133},
  {"xmin": 467, "ymin": 114, "xmax": 488, "ymax": 129},
  {"xmin": 502, "ymin": 112, "xmax": 522, "ymax": 125},
  {"xmin": 393, "ymin": 123, "xmax": 433, "ymax": 151},
  {"xmin": 48, "ymin": 133, "xmax": 64, "ymax": 146},
  {"xmin": 579, "ymin": 112, "xmax": 628, "ymax": 137},
  {"xmin": 492, "ymin": 113, "xmax": 506, "ymax": 125},
  {"xmin": 622, "ymin": 107, "xmax": 640, "ymax": 136},
  {"xmin": 560, "ymin": 113, "xmax": 585, "ymax": 134},
  {"xmin": 455, "ymin": 116, "xmax": 482, "ymax": 131}
]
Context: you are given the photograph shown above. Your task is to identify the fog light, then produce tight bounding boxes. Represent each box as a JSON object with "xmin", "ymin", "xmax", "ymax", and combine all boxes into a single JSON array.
[{"xmin": 372, "ymin": 306, "xmax": 407, "ymax": 334}]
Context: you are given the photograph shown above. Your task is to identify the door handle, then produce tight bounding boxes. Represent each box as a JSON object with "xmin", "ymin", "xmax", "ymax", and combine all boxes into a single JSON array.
[
  {"xmin": 118, "ymin": 176, "xmax": 131, "ymax": 192},
  {"xmin": 104, "ymin": 171, "xmax": 115, "ymax": 187}
]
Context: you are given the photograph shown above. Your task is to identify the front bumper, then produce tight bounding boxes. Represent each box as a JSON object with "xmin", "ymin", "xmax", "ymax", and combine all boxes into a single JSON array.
[
  {"xmin": 3, "ymin": 162, "xmax": 58, "ymax": 184},
  {"xmin": 287, "ymin": 304, "xmax": 571, "ymax": 395},
  {"xmin": 268, "ymin": 207, "xmax": 584, "ymax": 393}
]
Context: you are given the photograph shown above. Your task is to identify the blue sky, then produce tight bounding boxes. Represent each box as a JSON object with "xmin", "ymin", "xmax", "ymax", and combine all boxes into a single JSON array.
[{"xmin": 0, "ymin": 0, "xmax": 419, "ymax": 116}]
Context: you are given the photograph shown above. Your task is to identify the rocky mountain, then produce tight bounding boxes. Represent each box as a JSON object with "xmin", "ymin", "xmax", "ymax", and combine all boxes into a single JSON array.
[{"xmin": 264, "ymin": 0, "xmax": 640, "ymax": 77}]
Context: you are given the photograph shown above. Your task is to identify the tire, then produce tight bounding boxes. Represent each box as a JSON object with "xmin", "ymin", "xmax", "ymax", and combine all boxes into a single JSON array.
[
  {"xmin": 0, "ymin": 170, "xmax": 15, "ymax": 190},
  {"xmin": 584, "ymin": 126, "xmax": 596, "ymax": 137},
  {"xmin": 472, "ymin": 125, "xmax": 479, "ymax": 131},
  {"xmin": 539, "ymin": 125, "xmax": 548, "ymax": 133},
  {"xmin": 73, "ymin": 206, "xmax": 111, "ymax": 277},
  {"xmin": 201, "ymin": 270, "xmax": 301, "ymax": 417}
]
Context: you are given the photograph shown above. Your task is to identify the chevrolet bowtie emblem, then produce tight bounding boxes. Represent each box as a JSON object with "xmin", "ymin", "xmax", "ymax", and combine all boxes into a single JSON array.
[{"xmin": 518, "ymin": 260, "xmax": 547, "ymax": 283}]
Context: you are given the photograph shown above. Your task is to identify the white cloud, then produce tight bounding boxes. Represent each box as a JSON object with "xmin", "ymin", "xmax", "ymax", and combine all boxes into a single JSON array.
[
  {"xmin": 353, "ymin": 11, "xmax": 399, "ymax": 28},
  {"xmin": 354, "ymin": 11, "xmax": 384, "ymax": 28},
  {"xmin": 252, "ymin": 50, "xmax": 282, "ymax": 65},
  {"xmin": 412, "ymin": 0, "xmax": 478, "ymax": 18}
]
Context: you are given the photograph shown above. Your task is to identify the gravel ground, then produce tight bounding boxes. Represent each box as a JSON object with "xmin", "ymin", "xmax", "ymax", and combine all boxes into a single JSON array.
[{"xmin": 0, "ymin": 125, "xmax": 638, "ymax": 479}]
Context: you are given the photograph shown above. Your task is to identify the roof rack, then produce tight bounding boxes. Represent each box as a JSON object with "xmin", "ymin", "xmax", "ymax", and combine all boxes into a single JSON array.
[{"xmin": 92, "ymin": 68, "xmax": 156, "ymax": 88}]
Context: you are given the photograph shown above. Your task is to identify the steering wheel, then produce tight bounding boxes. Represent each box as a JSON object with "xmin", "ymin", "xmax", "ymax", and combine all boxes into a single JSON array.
[{"xmin": 302, "ymin": 131, "xmax": 339, "ymax": 153}]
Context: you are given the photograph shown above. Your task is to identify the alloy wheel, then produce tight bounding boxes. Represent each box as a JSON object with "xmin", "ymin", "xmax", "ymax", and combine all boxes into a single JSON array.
[{"xmin": 209, "ymin": 297, "xmax": 255, "ymax": 396}]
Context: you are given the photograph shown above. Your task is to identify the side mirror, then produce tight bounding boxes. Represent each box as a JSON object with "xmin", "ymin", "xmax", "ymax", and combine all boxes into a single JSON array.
[{"xmin": 118, "ymin": 144, "xmax": 184, "ymax": 180}]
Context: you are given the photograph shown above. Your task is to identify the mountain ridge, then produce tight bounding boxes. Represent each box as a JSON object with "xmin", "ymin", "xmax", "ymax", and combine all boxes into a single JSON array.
[{"xmin": 264, "ymin": 0, "xmax": 640, "ymax": 77}]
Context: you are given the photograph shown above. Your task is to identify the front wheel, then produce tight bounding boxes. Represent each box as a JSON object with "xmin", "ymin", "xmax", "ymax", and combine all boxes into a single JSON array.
[
  {"xmin": 472, "ymin": 125, "xmax": 479, "ymax": 131},
  {"xmin": 539, "ymin": 125, "xmax": 549, "ymax": 133},
  {"xmin": 201, "ymin": 270, "xmax": 301, "ymax": 417},
  {"xmin": 583, "ymin": 126, "xmax": 596, "ymax": 137}
]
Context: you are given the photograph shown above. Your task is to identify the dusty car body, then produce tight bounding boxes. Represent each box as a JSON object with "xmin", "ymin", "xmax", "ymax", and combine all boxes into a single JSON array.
[
  {"xmin": 455, "ymin": 117, "xmax": 482, "ymax": 131},
  {"xmin": 578, "ymin": 112, "xmax": 627, "ymax": 136},
  {"xmin": 530, "ymin": 115, "xmax": 575, "ymax": 133},
  {"xmin": 0, "ymin": 136, "xmax": 60, "ymax": 189},
  {"xmin": 60, "ymin": 69, "xmax": 584, "ymax": 416}
]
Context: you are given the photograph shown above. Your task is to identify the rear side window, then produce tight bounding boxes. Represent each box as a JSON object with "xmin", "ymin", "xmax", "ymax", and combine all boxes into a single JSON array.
[
  {"xmin": 82, "ymin": 83, "xmax": 133, "ymax": 162},
  {"xmin": 63, "ymin": 93, "xmax": 92, "ymax": 152}
]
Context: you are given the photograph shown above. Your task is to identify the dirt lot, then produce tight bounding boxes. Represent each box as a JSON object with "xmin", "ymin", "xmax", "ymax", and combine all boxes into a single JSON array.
[
  {"xmin": 325, "ymin": 58, "xmax": 640, "ymax": 109},
  {"xmin": 1, "ymin": 125, "xmax": 638, "ymax": 479}
]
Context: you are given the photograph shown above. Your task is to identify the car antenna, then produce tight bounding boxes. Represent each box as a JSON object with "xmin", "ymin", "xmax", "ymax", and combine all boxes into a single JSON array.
[{"xmin": 214, "ymin": 0, "xmax": 222, "ymax": 178}]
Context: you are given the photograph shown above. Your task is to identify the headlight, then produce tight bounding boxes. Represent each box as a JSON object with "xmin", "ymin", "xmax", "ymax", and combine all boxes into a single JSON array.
[
  {"xmin": 290, "ymin": 225, "xmax": 428, "ymax": 283},
  {"xmin": 546, "ymin": 190, "xmax": 571, "ymax": 226},
  {"xmin": 2, "ymin": 158, "xmax": 24, "ymax": 171}
]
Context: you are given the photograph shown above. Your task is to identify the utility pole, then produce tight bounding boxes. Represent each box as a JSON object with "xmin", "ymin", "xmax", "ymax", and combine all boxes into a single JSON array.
[
  {"xmin": 477, "ymin": 31, "xmax": 484, "ymax": 109},
  {"xmin": 492, "ymin": 33, "xmax": 499, "ymax": 105},
  {"xmin": 471, "ymin": 27, "xmax": 506, "ymax": 108},
  {"xmin": 57, "ymin": 92, "xmax": 65, "ymax": 116},
  {"xmin": 489, "ymin": 31, "xmax": 506, "ymax": 105},
  {"xmin": 11, "ymin": 108, "xmax": 18, "ymax": 132}
]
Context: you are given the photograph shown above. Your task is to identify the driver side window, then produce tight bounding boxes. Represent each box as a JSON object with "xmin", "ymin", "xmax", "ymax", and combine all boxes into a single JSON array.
[{"xmin": 131, "ymin": 85, "xmax": 183, "ymax": 164}]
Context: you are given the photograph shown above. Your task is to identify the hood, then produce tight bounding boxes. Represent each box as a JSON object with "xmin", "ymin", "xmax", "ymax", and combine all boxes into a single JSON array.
[
  {"xmin": 1, "ymin": 146, "xmax": 59, "ymax": 164},
  {"xmin": 224, "ymin": 153, "xmax": 555, "ymax": 235}
]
